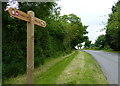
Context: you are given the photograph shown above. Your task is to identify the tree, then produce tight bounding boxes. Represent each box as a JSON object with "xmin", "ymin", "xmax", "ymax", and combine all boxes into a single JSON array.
[
  {"xmin": 60, "ymin": 14, "xmax": 88, "ymax": 49},
  {"xmin": 2, "ymin": 2, "xmax": 89, "ymax": 80},
  {"xmin": 84, "ymin": 40, "xmax": 91, "ymax": 48},
  {"xmin": 105, "ymin": 1, "xmax": 120, "ymax": 51},
  {"xmin": 94, "ymin": 35, "xmax": 107, "ymax": 49},
  {"xmin": 2, "ymin": 2, "xmax": 65, "ymax": 80}
]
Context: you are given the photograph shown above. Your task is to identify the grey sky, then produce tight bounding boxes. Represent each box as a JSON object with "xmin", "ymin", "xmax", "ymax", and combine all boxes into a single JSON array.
[{"xmin": 57, "ymin": 0, "xmax": 118, "ymax": 43}]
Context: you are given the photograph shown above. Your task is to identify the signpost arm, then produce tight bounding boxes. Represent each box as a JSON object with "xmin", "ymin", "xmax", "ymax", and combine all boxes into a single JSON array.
[
  {"xmin": 7, "ymin": 7, "xmax": 46, "ymax": 84},
  {"xmin": 27, "ymin": 11, "xmax": 34, "ymax": 84}
]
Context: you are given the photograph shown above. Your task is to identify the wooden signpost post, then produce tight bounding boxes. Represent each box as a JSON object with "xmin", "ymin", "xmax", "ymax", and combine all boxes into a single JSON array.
[{"xmin": 8, "ymin": 7, "xmax": 46, "ymax": 84}]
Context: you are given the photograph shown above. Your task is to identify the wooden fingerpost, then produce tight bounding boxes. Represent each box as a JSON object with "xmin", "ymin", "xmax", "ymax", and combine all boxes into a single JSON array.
[
  {"xmin": 7, "ymin": 7, "xmax": 46, "ymax": 84},
  {"xmin": 27, "ymin": 11, "xmax": 35, "ymax": 84}
]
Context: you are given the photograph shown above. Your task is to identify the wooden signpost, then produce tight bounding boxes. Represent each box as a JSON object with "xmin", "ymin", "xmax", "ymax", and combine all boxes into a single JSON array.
[{"xmin": 8, "ymin": 7, "xmax": 46, "ymax": 84}]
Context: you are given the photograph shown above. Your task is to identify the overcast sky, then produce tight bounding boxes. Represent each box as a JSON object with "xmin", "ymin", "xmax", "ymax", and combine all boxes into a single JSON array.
[{"xmin": 57, "ymin": 0, "xmax": 118, "ymax": 43}]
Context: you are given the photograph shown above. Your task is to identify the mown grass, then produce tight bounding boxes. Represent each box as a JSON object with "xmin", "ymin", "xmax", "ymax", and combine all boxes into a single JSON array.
[
  {"xmin": 3, "ymin": 51, "xmax": 76, "ymax": 84},
  {"xmin": 56, "ymin": 51, "xmax": 108, "ymax": 84},
  {"xmin": 35, "ymin": 51, "xmax": 79, "ymax": 84},
  {"xmin": 3, "ymin": 51, "xmax": 108, "ymax": 84}
]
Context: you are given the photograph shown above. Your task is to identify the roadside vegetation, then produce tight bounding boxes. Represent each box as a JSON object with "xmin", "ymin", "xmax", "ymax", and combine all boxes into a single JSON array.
[
  {"xmin": 101, "ymin": 50, "xmax": 120, "ymax": 53},
  {"xmin": 2, "ymin": 0, "xmax": 119, "ymax": 84},
  {"xmin": 56, "ymin": 51, "xmax": 108, "ymax": 84},
  {"xmin": 3, "ymin": 51, "xmax": 108, "ymax": 84},
  {"xmin": 2, "ymin": 2, "xmax": 88, "ymax": 81},
  {"xmin": 82, "ymin": 1, "xmax": 120, "ymax": 52}
]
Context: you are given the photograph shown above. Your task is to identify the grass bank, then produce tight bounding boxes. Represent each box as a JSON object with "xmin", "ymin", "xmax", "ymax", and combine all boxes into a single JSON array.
[
  {"xmin": 56, "ymin": 51, "xmax": 108, "ymax": 84},
  {"xmin": 3, "ymin": 51, "xmax": 76, "ymax": 84},
  {"xmin": 3, "ymin": 51, "xmax": 108, "ymax": 84},
  {"xmin": 35, "ymin": 51, "xmax": 78, "ymax": 84}
]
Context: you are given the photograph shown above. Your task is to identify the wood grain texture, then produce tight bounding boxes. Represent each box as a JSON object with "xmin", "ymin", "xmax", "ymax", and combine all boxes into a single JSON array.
[{"xmin": 27, "ymin": 11, "xmax": 34, "ymax": 84}]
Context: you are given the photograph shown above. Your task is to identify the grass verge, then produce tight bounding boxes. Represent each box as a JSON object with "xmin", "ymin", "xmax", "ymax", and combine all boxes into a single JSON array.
[
  {"xmin": 3, "ymin": 51, "xmax": 76, "ymax": 84},
  {"xmin": 34, "ymin": 51, "xmax": 79, "ymax": 84},
  {"xmin": 56, "ymin": 51, "xmax": 108, "ymax": 84},
  {"xmin": 101, "ymin": 50, "xmax": 120, "ymax": 53},
  {"xmin": 83, "ymin": 48, "xmax": 120, "ymax": 53},
  {"xmin": 81, "ymin": 51, "xmax": 108, "ymax": 84},
  {"xmin": 3, "ymin": 51, "xmax": 108, "ymax": 84}
]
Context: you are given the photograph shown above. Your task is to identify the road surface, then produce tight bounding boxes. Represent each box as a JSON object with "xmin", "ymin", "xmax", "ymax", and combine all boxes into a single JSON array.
[{"xmin": 84, "ymin": 50, "xmax": 118, "ymax": 84}]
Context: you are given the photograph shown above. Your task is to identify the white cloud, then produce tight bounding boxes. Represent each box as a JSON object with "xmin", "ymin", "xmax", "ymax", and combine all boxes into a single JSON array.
[{"xmin": 57, "ymin": 0, "xmax": 118, "ymax": 43}]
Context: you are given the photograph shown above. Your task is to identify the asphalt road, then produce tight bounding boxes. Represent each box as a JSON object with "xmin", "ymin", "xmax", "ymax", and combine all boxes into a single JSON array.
[{"xmin": 84, "ymin": 50, "xmax": 118, "ymax": 84}]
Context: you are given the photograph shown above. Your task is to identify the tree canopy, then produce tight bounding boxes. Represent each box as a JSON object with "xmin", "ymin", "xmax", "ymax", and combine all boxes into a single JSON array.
[
  {"xmin": 2, "ymin": 2, "xmax": 88, "ymax": 80},
  {"xmin": 94, "ymin": 1, "xmax": 120, "ymax": 51},
  {"xmin": 105, "ymin": 1, "xmax": 120, "ymax": 50}
]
